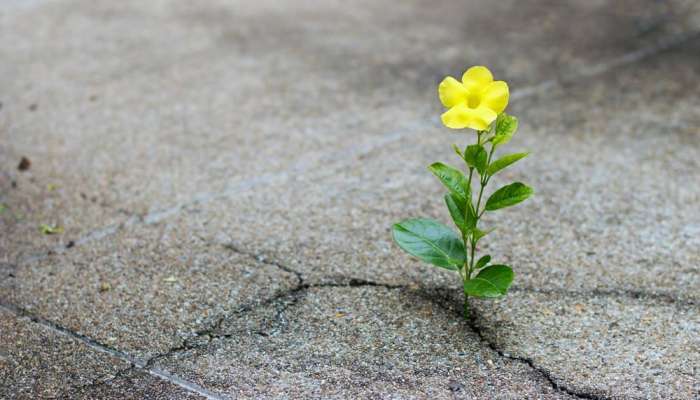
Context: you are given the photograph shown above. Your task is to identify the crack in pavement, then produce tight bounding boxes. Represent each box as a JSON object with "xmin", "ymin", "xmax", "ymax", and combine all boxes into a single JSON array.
[
  {"xmin": 0, "ymin": 301, "xmax": 226, "ymax": 400},
  {"xmin": 4, "ymin": 234, "xmax": 694, "ymax": 398},
  {"xmin": 212, "ymin": 246, "xmax": 681, "ymax": 400},
  {"xmin": 0, "ymin": 245, "xmax": 405, "ymax": 398},
  {"xmin": 5, "ymin": 28, "xmax": 700, "ymax": 400},
  {"xmin": 220, "ymin": 241, "xmax": 698, "ymax": 308},
  {"xmin": 1, "ymin": 250, "xmax": 682, "ymax": 400},
  {"xmin": 464, "ymin": 313, "xmax": 617, "ymax": 400}
]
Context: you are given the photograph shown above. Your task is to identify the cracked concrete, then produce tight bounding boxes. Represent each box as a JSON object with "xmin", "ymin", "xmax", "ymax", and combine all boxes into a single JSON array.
[
  {"xmin": 2, "ymin": 0, "xmax": 700, "ymax": 399},
  {"xmin": 0, "ymin": 213, "xmax": 300, "ymax": 360},
  {"xmin": 0, "ymin": 307, "xmax": 128, "ymax": 398},
  {"xmin": 187, "ymin": 36, "xmax": 700, "ymax": 301},
  {"xmin": 468, "ymin": 289, "xmax": 699, "ymax": 399},
  {"xmin": 150, "ymin": 285, "xmax": 574, "ymax": 399},
  {"xmin": 2, "ymin": 0, "xmax": 695, "ymax": 263}
]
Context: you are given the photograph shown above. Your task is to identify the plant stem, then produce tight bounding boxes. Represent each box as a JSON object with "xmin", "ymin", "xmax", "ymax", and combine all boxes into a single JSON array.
[
  {"xmin": 461, "ymin": 131, "xmax": 484, "ymax": 319},
  {"xmin": 463, "ymin": 167, "xmax": 474, "ymax": 273},
  {"xmin": 470, "ymin": 141, "xmax": 497, "ymax": 270},
  {"xmin": 470, "ymin": 183, "xmax": 485, "ymax": 271},
  {"xmin": 461, "ymin": 128, "xmax": 497, "ymax": 319},
  {"xmin": 463, "ymin": 291, "xmax": 470, "ymax": 319}
]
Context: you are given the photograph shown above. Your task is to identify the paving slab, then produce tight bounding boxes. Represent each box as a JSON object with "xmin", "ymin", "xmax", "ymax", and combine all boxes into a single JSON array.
[
  {"xmin": 1, "ymin": 1, "xmax": 699, "ymax": 399},
  {"xmin": 152, "ymin": 285, "xmax": 572, "ymax": 399},
  {"xmin": 470, "ymin": 289, "xmax": 699, "ymax": 399},
  {"xmin": 2, "ymin": 0, "xmax": 695, "ymax": 263},
  {"xmin": 0, "ymin": 213, "xmax": 300, "ymax": 360},
  {"xmin": 68, "ymin": 369, "xmax": 205, "ymax": 400},
  {"xmin": 0, "ymin": 307, "xmax": 127, "ymax": 399},
  {"xmin": 187, "ymin": 38, "xmax": 700, "ymax": 301}
]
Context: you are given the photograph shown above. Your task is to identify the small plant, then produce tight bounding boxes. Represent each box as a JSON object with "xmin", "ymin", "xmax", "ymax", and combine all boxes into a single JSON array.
[
  {"xmin": 39, "ymin": 223, "xmax": 63, "ymax": 235},
  {"xmin": 392, "ymin": 66, "xmax": 533, "ymax": 318}
]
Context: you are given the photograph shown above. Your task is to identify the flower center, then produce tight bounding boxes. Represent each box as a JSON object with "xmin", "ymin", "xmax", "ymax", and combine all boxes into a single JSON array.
[{"xmin": 466, "ymin": 92, "xmax": 481, "ymax": 109}]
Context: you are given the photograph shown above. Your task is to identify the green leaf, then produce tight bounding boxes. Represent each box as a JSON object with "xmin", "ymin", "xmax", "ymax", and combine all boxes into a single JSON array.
[
  {"xmin": 428, "ymin": 162, "xmax": 470, "ymax": 202},
  {"xmin": 493, "ymin": 113, "xmax": 518, "ymax": 146},
  {"xmin": 473, "ymin": 228, "xmax": 493, "ymax": 242},
  {"xmin": 463, "ymin": 265, "xmax": 514, "ymax": 298},
  {"xmin": 445, "ymin": 194, "xmax": 477, "ymax": 234},
  {"xmin": 465, "ymin": 203, "xmax": 477, "ymax": 230},
  {"xmin": 486, "ymin": 152, "xmax": 529, "ymax": 176},
  {"xmin": 445, "ymin": 194, "xmax": 466, "ymax": 232},
  {"xmin": 392, "ymin": 218, "xmax": 466, "ymax": 270},
  {"xmin": 485, "ymin": 182, "xmax": 533, "ymax": 211},
  {"xmin": 464, "ymin": 145, "xmax": 487, "ymax": 174},
  {"xmin": 475, "ymin": 255, "xmax": 491, "ymax": 270}
]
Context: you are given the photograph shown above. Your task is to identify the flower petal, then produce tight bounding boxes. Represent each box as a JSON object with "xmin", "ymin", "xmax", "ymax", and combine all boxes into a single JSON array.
[
  {"xmin": 441, "ymin": 104, "xmax": 472, "ymax": 129},
  {"xmin": 438, "ymin": 76, "xmax": 468, "ymax": 108},
  {"xmin": 481, "ymin": 81, "xmax": 509, "ymax": 114},
  {"xmin": 462, "ymin": 66, "xmax": 493, "ymax": 92},
  {"xmin": 469, "ymin": 106, "xmax": 497, "ymax": 130},
  {"xmin": 441, "ymin": 104, "xmax": 497, "ymax": 131}
]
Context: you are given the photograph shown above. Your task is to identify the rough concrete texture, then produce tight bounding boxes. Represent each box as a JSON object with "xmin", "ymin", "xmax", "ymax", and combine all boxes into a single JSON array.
[
  {"xmin": 1, "ymin": 0, "xmax": 700, "ymax": 399},
  {"xmin": 153, "ymin": 286, "xmax": 570, "ymax": 399},
  {"xmin": 69, "ymin": 369, "xmax": 205, "ymax": 400},
  {"xmin": 0, "ymin": 307, "xmax": 127, "ymax": 399},
  {"xmin": 471, "ymin": 289, "xmax": 699, "ymax": 399},
  {"xmin": 0, "ymin": 215, "xmax": 300, "ymax": 360},
  {"xmin": 187, "ymin": 41, "xmax": 700, "ymax": 299},
  {"xmin": 1, "ymin": 0, "xmax": 695, "ymax": 262}
]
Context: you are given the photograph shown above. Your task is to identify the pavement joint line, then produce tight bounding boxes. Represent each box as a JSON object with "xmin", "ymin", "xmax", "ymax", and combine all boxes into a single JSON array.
[
  {"xmin": 222, "ymin": 242, "xmax": 305, "ymax": 286},
  {"xmin": 0, "ymin": 301, "xmax": 225, "ymax": 400},
  {"xmin": 146, "ymin": 367, "xmax": 225, "ymax": 400},
  {"xmin": 137, "ymin": 244, "xmax": 408, "ymax": 368},
  {"xmin": 148, "ymin": 274, "xmax": 606, "ymax": 400},
  {"xmin": 220, "ymin": 242, "xmax": 698, "ymax": 308},
  {"xmin": 148, "ymin": 279, "xmax": 408, "ymax": 354},
  {"xmin": 1, "ymin": 268, "xmax": 685, "ymax": 399},
  {"xmin": 136, "ymin": 242, "xmax": 695, "ymax": 395},
  {"xmin": 421, "ymin": 292, "xmax": 615, "ymax": 400},
  {"xmin": 15, "ymin": 29, "xmax": 700, "ymax": 269},
  {"xmin": 5, "ymin": 28, "xmax": 699, "ymax": 398}
]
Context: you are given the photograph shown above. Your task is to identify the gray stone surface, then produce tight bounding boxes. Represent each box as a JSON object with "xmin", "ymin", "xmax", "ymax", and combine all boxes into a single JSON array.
[
  {"xmin": 0, "ymin": 215, "xmax": 300, "ymax": 360},
  {"xmin": 69, "ymin": 369, "xmax": 205, "ymax": 400},
  {"xmin": 1, "ymin": 0, "xmax": 699, "ymax": 399},
  {"xmin": 0, "ymin": 307, "xmax": 127, "ymax": 398},
  {"xmin": 471, "ymin": 289, "xmax": 699, "ymax": 399},
  {"xmin": 153, "ymin": 286, "xmax": 570, "ymax": 399},
  {"xmin": 187, "ymin": 40, "xmax": 700, "ymax": 301},
  {"xmin": 1, "ymin": 0, "xmax": 693, "ymax": 262}
]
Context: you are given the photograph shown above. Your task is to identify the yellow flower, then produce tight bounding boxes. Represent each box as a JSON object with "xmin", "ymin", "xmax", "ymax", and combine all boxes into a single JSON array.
[{"xmin": 438, "ymin": 66, "xmax": 509, "ymax": 131}]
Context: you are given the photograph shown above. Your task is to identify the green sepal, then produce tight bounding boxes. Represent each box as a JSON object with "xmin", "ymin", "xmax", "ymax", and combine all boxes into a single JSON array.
[
  {"xmin": 485, "ymin": 182, "xmax": 533, "ymax": 211},
  {"xmin": 428, "ymin": 162, "xmax": 470, "ymax": 203},
  {"xmin": 392, "ymin": 218, "xmax": 466, "ymax": 270},
  {"xmin": 463, "ymin": 265, "xmax": 514, "ymax": 298},
  {"xmin": 452, "ymin": 144, "xmax": 464, "ymax": 159},
  {"xmin": 486, "ymin": 152, "xmax": 529, "ymax": 176}
]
